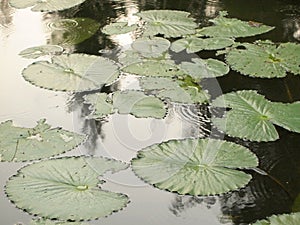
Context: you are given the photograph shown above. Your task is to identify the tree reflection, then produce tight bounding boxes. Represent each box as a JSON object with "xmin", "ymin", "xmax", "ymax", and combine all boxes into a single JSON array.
[{"xmin": 0, "ymin": 0, "xmax": 14, "ymax": 27}]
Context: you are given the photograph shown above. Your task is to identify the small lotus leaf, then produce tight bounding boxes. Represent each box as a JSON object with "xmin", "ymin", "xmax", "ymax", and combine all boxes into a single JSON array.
[
  {"xmin": 252, "ymin": 212, "xmax": 300, "ymax": 225},
  {"xmin": 132, "ymin": 37, "xmax": 170, "ymax": 58},
  {"xmin": 225, "ymin": 41, "xmax": 300, "ymax": 78},
  {"xmin": 171, "ymin": 37, "xmax": 234, "ymax": 53},
  {"xmin": 49, "ymin": 18, "xmax": 100, "ymax": 46},
  {"xmin": 180, "ymin": 58, "xmax": 230, "ymax": 81},
  {"xmin": 118, "ymin": 50, "xmax": 143, "ymax": 66},
  {"xmin": 6, "ymin": 156, "xmax": 129, "ymax": 221},
  {"xmin": 84, "ymin": 93, "xmax": 113, "ymax": 119},
  {"xmin": 9, "ymin": 0, "xmax": 86, "ymax": 11},
  {"xmin": 113, "ymin": 90, "xmax": 166, "ymax": 119},
  {"xmin": 197, "ymin": 11, "xmax": 274, "ymax": 38},
  {"xmin": 212, "ymin": 90, "xmax": 300, "ymax": 142},
  {"xmin": 137, "ymin": 10, "xmax": 197, "ymax": 37},
  {"xmin": 19, "ymin": 45, "xmax": 63, "ymax": 59},
  {"xmin": 102, "ymin": 21, "xmax": 138, "ymax": 35},
  {"xmin": 23, "ymin": 53, "xmax": 119, "ymax": 92},
  {"xmin": 132, "ymin": 138, "xmax": 258, "ymax": 196},
  {"xmin": 0, "ymin": 119, "xmax": 85, "ymax": 162}
]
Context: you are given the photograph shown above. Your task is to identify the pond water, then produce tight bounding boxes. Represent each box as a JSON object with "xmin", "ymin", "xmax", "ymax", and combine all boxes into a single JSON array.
[{"xmin": 1, "ymin": 0, "xmax": 300, "ymax": 224}]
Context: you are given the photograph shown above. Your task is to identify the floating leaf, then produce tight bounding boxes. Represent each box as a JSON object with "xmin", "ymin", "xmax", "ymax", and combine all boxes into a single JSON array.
[
  {"xmin": 122, "ymin": 60, "xmax": 185, "ymax": 77},
  {"xmin": 293, "ymin": 194, "xmax": 300, "ymax": 212},
  {"xmin": 180, "ymin": 58, "xmax": 230, "ymax": 81},
  {"xmin": 132, "ymin": 37, "xmax": 170, "ymax": 58},
  {"xmin": 9, "ymin": 0, "xmax": 87, "ymax": 11},
  {"xmin": 102, "ymin": 21, "xmax": 138, "ymax": 35},
  {"xmin": 84, "ymin": 93, "xmax": 113, "ymax": 119},
  {"xmin": 113, "ymin": 90, "xmax": 166, "ymax": 119},
  {"xmin": 118, "ymin": 49, "xmax": 143, "ymax": 66},
  {"xmin": 171, "ymin": 37, "xmax": 234, "ymax": 53},
  {"xmin": 197, "ymin": 11, "xmax": 274, "ymax": 38},
  {"xmin": 252, "ymin": 212, "xmax": 300, "ymax": 225},
  {"xmin": 30, "ymin": 218, "xmax": 88, "ymax": 225},
  {"xmin": 225, "ymin": 41, "xmax": 300, "ymax": 78},
  {"xmin": 49, "ymin": 18, "xmax": 100, "ymax": 46},
  {"xmin": 23, "ymin": 54, "xmax": 119, "ymax": 92},
  {"xmin": 211, "ymin": 90, "xmax": 300, "ymax": 142},
  {"xmin": 19, "ymin": 45, "xmax": 63, "ymax": 59},
  {"xmin": 6, "ymin": 156, "xmax": 129, "ymax": 221},
  {"xmin": 137, "ymin": 10, "xmax": 197, "ymax": 37},
  {"xmin": 0, "ymin": 119, "xmax": 85, "ymax": 162},
  {"xmin": 132, "ymin": 138, "xmax": 258, "ymax": 196}
]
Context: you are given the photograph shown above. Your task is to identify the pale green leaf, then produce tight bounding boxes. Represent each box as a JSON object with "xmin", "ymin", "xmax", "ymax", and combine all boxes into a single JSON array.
[
  {"xmin": 0, "ymin": 119, "xmax": 85, "ymax": 162},
  {"xmin": 132, "ymin": 138, "xmax": 258, "ymax": 196},
  {"xmin": 6, "ymin": 156, "xmax": 129, "ymax": 221},
  {"xmin": 30, "ymin": 218, "xmax": 88, "ymax": 225},
  {"xmin": 23, "ymin": 54, "xmax": 119, "ymax": 92},
  {"xmin": 84, "ymin": 93, "xmax": 113, "ymax": 119},
  {"xmin": 102, "ymin": 22, "xmax": 138, "ymax": 35},
  {"xmin": 137, "ymin": 10, "xmax": 197, "ymax": 37},
  {"xmin": 132, "ymin": 37, "xmax": 170, "ymax": 58},
  {"xmin": 19, "ymin": 45, "xmax": 63, "ymax": 59},
  {"xmin": 252, "ymin": 212, "xmax": 300, "ymax": 225}
]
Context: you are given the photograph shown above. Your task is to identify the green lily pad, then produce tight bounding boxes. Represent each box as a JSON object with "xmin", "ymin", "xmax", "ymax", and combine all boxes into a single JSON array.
[
  {"xmin": 6, "ymin": 156, "xmax": 129, "ymax": 221},
  {"xmin": 102, "ymin": 21, "xmax": 138, "ymax": 35},
  {"xmin": 30, "ymin": 218, "xmax": 88, "ymax": 225},
  {"xmin": 23, "ymin": 53, "xmax": 119, "ymax": 92},
  {"xmin": 49, "ymin": 18, "xmax": 100, "ymax": 46},
  {"xmin": 137, "ymin": 10, "xmax": 197, "ymax": 37},
  {"xmin": 131, "ymin": 37, "xmax": 170, "ymax": 58},
  {"xmin": 9, "ymin": 0, "xmax": 87, "ymax": 11},
  {"xmin": 118, "ymin": 49, "xmax": 143, "ymax": 66},
  {"xmin": 132, "ymin": 138, "xmax": 258, "ymax": 196},
  {"xmin": 113, "ymin": 90, "xmax": 166, "ymax": 119},
  {"xmin": 0, "ymin": 119, "xmax": 85, "ymax": 162},
  {"xmin": 171, "ymin": 37, "xmax": 234, "ymax": 53},
  {"xmin": 180, "ymin": 58, "xmax": 230, "ymax": 81},
  {"xmin": 212, "ymin": 90, "xmax": 300, "ymax": 142},
  {"xmin": 122, "ymin": 60, "xmax": 185, "ymax": 77},
  {"xmin": 293, "ymin": 194, "xmax": 300, "ymax": 212},
  {"xmin": 19, "ymin": 45, "xmax": 63, "ymax": 59},
  {"xmin": 84, "ymin": 93, "xmax": 114, "ymax": 119},
  {"xmin": 225, "ymin": 41, "xmax": 300, "ymax": 78},
  {"xmin": 252, "ymin": 212, "xmax": 300, "ymax": 225},
  {"xmin": 197, "ymin": 11, "xmax": 274, "ymax": 38}
]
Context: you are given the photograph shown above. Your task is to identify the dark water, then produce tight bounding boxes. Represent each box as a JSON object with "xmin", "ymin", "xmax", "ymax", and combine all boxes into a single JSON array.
[{"xmin": 1, "ymin": 0, "xmax": 300, "ymax": 224}]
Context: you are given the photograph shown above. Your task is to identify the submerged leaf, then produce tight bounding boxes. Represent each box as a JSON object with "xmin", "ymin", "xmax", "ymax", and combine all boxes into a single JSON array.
[
  {"xmin": 225, "ymin": 41, "xmax": 300, "ymax": 78},
  {"xmin": 0, "ymin": 119, "xmax": 85, "ymax": 162},
  {"xmin": 197, "ymin": 11, "xmax": 274, "ymax": 38},
  {"xmin": 19, "ymin": 45, "xmax": 63, "ymax": 59},
  {"xmin": 9, "ymin": 0, "xmax": 87, "ymax": 11},
  {"xmin": 132, "ymin": 138, "xmax": 258, "ymax": 195},
  {"xmin": 252, "ymin": 212, "xmax": 300, "ymax": 225},
  {"xmin": 137, "ymin": 10, "xmax": 197, "ymax": 37},
  {"xmin": 102, "ymin": 22, "xmax": 138, "ymax": 35},
  {"xmin": 132, "ymin": 37, "xmax": 170, "ymax": 58},
  {"xmin": 212, "ymin": 90, "xmax": 300, "ymax": 142},
  {"xmin": 23, "ymin": 54, "xmax": 119, "ymax": 92},
  {"xmin": 6, "ymin": 156, "xmax": 129, "ymax": 221}
]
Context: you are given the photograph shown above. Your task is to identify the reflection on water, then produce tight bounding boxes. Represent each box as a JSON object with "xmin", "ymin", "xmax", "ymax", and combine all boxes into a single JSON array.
[{"xmin": 0, "ymin": 0, "xmax": 14, "ymax": 28}]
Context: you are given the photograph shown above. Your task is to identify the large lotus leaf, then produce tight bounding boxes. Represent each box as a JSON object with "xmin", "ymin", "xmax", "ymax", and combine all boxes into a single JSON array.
[
  {"xmin": 113, "ymin": 90, "xmax": 166, "ymax": 119},
  {"xmin": 23, "ymin": 54, "xmax": 119, "ymax": 92},
  {"xmin": 6, "ymin": 156, "xmax": 129, "ymax": 221},
  {"xmin": 131, "ymin": 37, "xmax": 170, "ymax": 58},
  {"xmin": 180, "ymin": 58, "xmax": 229, "ymax": 81},
  {"xmin": 211, "ymin": 90, "xmax": 300, "ymax": 142},
  {"xmin": 30, "ymin": 218, "xmax": 88, "ymax": 225},
  {"xmin": 132, "ymin": 138, "xmax": 258, "ymax": 196},
  {"xmin": 49, "ymin": 18, "xmax": 100, "ymax": 46},
  {"xmin": 197, "ymin": 11, "xmax": 274, "ymax": 38},
  {"xmin": 171, "ymin": 37, "xmax": 234, "ymax": 53},
  {"xmin": 9, "ymin": 0, "xmax": 86, "ymax": 11},
  {"xmin": 19, "ymin": 45, "xmax": 63, "ymax": 59},
  {"xmin": 140, "ymin": 77, "xmax": 209, "ymax": 104},
  {"xmin": 84, "ymin": 93, "xmax": 114, "ymax": 119},
  {"xmin": 122, "ymin": 60, "xmax": 185, "ymax": 77},
  {"xmin": 0, "ymin": 119, "xmax": 85, "ymax": 162},
  {"xmin": 225, "ymin": 41, "xmax": 300, "ymax": 78},
  {"xmin": 102, "ymin": 22, "xmax": 138, "ymax": 35},
  {"xmin": 137, "ymin": 10, "xmax": 197, "ymax": 38},
  {"xmin": 118, "ymin": 49, "xmax": 143, "ymax": 66},
  {"xmin": 252, "ymin": 212, "xmax": 300, "ymax": 225}
]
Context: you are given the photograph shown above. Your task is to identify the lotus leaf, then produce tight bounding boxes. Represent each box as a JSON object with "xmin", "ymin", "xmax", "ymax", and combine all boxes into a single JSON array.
[
  {"xmin": 225, "ymin": 41, "xmax": 300, "ymax": 78},
  {"xmin": 132, "ymin": 37, "xmax": 170, "ymax": 58},
  {"xmin": 132, "ymin": 138, "xmax": 258, "ymax": 195},
  {"xmin": 212, "ymin": 90, "xmax": 300, "ymax": 142},
  {"xmin": 171, "ymin": 37, "xmax": 234, "ymax": 53},
  {"xmin": 19, "ymin": 45, "xmax": 63, "ymax": 59},
  {"xmin": 252, "ymin": 212, "xmax": 300, "ymax": 225},
  {"xmin": 137, "ymin": 10, "xmax": 197, "ymax": 37},
  {"xmin": 0, "ymin": 119, "xmax": 85, "ymax": 162},
  {"xmin": 9, "ymin": 0, "xmax": 86, "ymax": 11},
  {"xmin": 30, "ymin": 218, "xmax": 88, "ymax": 225},
  {"xmin": 6, "ymin": 156, "xmax": 129, "ymax": 221},
  {"xmin": 197, "ymin": 11, "xmax": 274, "ymax": 38},
  {"xmin": 23, "ymin": 53, "xmax": 119, "ymax": 92},
  {"xmin": 84, "ymin": 93, "xmax": 113, "ymax": 119},
  {"xmin": 102, "ymin": 21, "xmax": 138, "ymax": 35}
]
